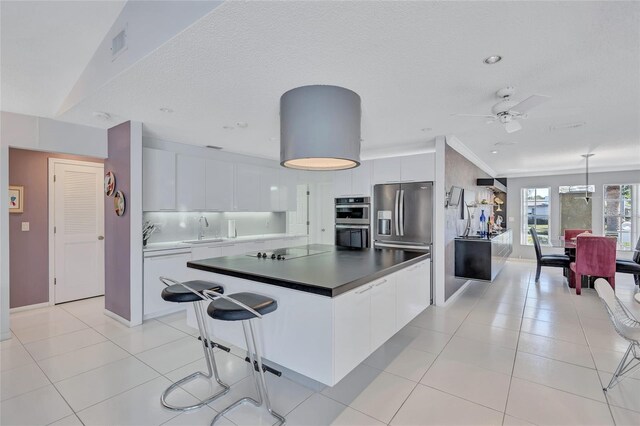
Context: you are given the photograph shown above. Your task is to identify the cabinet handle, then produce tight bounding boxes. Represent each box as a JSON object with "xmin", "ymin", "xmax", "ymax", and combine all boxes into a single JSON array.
[
  {"xmin": 374, "ymin": 279, "xmax": 387, "ymax": 287},
  {"xmin": 408, "ymin": 264, "xmax": 421, "ymax": 271},
  {"xmin": 355, "ymin": 285, "xmax": 373, "ymax": 294}
]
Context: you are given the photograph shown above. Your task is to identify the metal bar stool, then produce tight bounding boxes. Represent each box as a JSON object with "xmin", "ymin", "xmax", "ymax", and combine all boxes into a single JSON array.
[
  {"xmin": 158, "ymin": 277, "xmax": 230, "ymax": 411},
  {"xmin": 201, "ymin": 289, "xmax": 285, "ymax": 426}
]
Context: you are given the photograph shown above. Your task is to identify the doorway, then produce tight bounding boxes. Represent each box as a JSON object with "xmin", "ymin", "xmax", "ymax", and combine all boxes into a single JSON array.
[{"xmin": 49, "ymin": 159, "xmax": 105, "ymax": 304}]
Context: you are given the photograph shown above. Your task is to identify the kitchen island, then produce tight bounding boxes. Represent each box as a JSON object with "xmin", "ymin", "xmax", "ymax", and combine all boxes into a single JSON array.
[{"xmin": 186, "ymin": 244, "xmax": 431, "ymax": 386}]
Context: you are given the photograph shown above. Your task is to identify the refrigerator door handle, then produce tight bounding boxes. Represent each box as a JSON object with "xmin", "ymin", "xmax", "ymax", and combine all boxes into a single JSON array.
[
  {"xmin": 394, "ymin": 190, "xmax": 400, "ymax": 236},
  {"xmin": 399, "ymin": 189, "xmax": 405, "ymax": 236}
]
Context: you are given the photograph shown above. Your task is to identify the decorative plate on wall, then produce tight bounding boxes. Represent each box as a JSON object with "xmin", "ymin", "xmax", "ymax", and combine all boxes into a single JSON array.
[
  {"xmin": 104, "ymin": 171, "xmax": 116, "ymax": 196},
  {"xmin": 114, "ymin": 190, "xmax": 126, "ymax": 216}
]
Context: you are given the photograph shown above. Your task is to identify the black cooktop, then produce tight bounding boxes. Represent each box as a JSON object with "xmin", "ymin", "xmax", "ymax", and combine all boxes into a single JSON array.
[{"xmin": 247, "ymin": 247, "xmax": 329, "ymax": 261}]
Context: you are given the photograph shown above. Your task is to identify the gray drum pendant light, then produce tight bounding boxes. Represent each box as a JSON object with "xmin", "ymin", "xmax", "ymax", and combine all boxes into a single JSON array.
[{"xmin": 280, "ymin": 85, "xmax": 361, "ymax": 170}]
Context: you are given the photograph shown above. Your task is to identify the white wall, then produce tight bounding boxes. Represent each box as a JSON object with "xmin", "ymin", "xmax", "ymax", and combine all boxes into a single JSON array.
[
  {"xmin": 507, "ymin": 169, "xmax": 640, "ymax": 261},
  {"xmin": 0, "ymin": 111, "xmax": 107, "ymax": 340}
]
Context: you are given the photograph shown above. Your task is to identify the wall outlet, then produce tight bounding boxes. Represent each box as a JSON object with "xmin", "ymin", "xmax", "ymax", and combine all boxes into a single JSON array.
[{"xmin": 21, "ymin": 222, "xmax": 29, "ymax": 231}]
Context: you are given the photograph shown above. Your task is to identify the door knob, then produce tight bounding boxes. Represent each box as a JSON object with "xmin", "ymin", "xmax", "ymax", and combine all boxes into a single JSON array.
[{"xmin": 98, "ymin": 236, "xmax": 104, "ymax": 240}]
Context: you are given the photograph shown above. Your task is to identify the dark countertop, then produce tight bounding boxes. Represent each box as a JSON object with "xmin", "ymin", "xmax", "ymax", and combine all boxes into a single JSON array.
[
  {"xmin": 455, "ymin": 228, "xmax": 512, "ymax": 241},
  {"xmin": 187, "ymin": 244, "xmax": 430, "ymax": 297}
]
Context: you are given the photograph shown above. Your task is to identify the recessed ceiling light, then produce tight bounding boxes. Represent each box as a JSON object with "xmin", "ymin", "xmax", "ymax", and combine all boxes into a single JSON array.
[
  {"xmin": 421, "ymin": 127, "xmax": 432, "ymax": 132},
  {"xmin": 92, "ymin": 111, "xmax": 111, "ymax": 121},
  {"xmin": 222, "ymin": 125, "xmax": 234, "ymax": 130},
  {"xmin": 236, "ymin": 121, "xmax": 248, "ymax": 128},
  {"xmin": 483, "ymin": 55, "xmax": 502, "ymax": 64},
  {"xmin": 491, "ymin": 150, "xmax": 499, "ymax": 154},
  {"xmin": 159, "ymin": 107, "xmax": 173, "ymax": 113}
]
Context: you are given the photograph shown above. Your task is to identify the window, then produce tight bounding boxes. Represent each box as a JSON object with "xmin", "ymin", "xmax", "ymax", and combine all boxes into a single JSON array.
[
  {"xmin": 604, "ymin": 184, "xmax": 639, "ymax": 251},
  {"xmin": 522, "ymin": 187, "xmax": 550, "ymax": 245}
]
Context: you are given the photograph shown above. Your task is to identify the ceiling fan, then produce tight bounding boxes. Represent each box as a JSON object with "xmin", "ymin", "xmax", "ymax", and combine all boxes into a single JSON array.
[{"xmin": 452, "ymin": 87, "xmax": 551, "ymax": 133}]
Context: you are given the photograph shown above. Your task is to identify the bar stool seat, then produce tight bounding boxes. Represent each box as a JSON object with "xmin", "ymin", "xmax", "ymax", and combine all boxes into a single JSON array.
[
  {"xmin": 203, "ymin": 290, "xmax": 284, "ymax": 426},
  {"xmin": 162, "ymin": 280, "xmax": 223, "ymax": 303},
  {"xmin": 207, "ymin": 292, "xmax": 277, "ymax": 321},
  {"xmin": 158, "ymin": 277, "xmax": 229, "ymax": 412}
]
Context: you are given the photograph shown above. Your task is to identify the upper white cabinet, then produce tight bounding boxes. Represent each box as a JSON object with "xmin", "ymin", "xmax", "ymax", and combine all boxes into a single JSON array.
[
  {"xmin": 262, "ymin": 167, "xmax": 280, "ymax": 212},
  {"xmin": 332, "ymin": 161, "xmax": 372, "ymax": 197},
  {"xmin": 372, "ymin": 153, "xmax": 434, "ymax": 184},
  {"xmin": 176, "ymin": 154, "xmax": 206, "ymax": 211},
  {"xmin": 235, "ymin": 165, "xmax": 263, "ymax": 211},
  {"xmin": 372, "ymin": 157, "xmax": 402, "ymax": 183},
  {"xmin": 205, "ymin": 159, "xmax": 234, "ymax": 211},
  {"xmin": 279, "ymin": 169, "xmax": 298, "ymax": 211},
  {"xmin": 400, "ymin": 153, "xmax": 435, "ymax": 182},
  {"xmin": 143, "ymin": 148, "xmax": 176, "ymax": 211}
]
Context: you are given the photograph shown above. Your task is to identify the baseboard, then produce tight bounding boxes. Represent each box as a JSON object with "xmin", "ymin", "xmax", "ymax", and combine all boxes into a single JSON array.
[
  {"xmin": 442, "ymin": 280, "xmax": 472, "ymax": 307},
  {"xmin": 9, "ymin": 302, "xmax": 50, "ymax": 313},
  {"xmin": 104, "ymin": 309, "xmax": 132, "ymax": 327},
  {"xmin": 507, "ymin": 257, "xmax": 536, "ymax": 264},
  {"xmin": 143, "ymin": 305, "xmax": 185, "ymax": 321}
]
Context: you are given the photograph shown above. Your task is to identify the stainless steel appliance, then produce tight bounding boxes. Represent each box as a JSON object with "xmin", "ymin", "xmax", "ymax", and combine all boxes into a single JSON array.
[
  {"xmin": 374, "ymin": 182, "xmax": 433, "ymax": 252},
  {"xmin": 335, "ymin": 197, "xmax": 371, "ymax": 248},
  {"xmin": 247, "ymin": 247, "xmax": 328, "ymax": 261},
  {"xmin": 335, "ymin": 197, "xmax": 370, "ymax": 225}
]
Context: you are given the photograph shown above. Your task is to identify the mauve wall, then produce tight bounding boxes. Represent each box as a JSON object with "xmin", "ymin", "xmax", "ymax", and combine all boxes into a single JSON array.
[
  {"xmin": 8, "ymin": 148, "xmax": 103, "ymax": 308},
  {"xmin": 104, "ymin": 122, "xmax": 131, "ymax": 320}
]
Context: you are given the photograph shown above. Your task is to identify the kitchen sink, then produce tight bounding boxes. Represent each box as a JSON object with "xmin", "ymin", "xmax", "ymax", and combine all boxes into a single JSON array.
[{"xmin": 182, "ymin": 238, "xmax": 225, "ymax": 244}]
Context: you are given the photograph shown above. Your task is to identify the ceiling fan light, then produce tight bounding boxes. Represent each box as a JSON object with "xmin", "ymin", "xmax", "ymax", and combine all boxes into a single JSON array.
[{"xmin": 280, "ymin": 85, "xmax": 361, "ymax": 171}]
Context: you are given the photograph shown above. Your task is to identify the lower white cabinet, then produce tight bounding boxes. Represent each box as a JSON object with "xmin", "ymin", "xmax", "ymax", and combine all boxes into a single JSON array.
[
  {"xmin": 191, "ymin": 246, "xmax": 223, "ymax": 260},
  {"xmin": 396, "ymin": 260, "xmax": 431, "ymax": 328},
  {"xmin": 334, "ymin": 283, "xmax": 372, "ymax": 381},
  {"xmin": 370, "ymin": 276, "xmax": 397, "ymax": 350},
  {"xmin": 143, "ymin": 249, "xmax": 194, "ymax": 319}
]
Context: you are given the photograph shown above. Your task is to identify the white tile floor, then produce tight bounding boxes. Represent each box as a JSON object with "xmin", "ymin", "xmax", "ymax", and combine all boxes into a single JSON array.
[{"xmin": 2, "ymin": 261, "xmax": 640, "ymax": 425}]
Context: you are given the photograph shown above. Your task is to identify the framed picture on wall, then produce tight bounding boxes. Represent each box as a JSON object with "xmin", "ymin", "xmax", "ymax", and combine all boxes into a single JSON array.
[{"xmin": 9, "ymin": 185, "xmax": 24, "ymax": 213}]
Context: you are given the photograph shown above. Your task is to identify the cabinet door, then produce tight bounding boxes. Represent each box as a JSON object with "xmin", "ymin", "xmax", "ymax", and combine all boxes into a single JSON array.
[
  {"xmin": 396, "ymin": 261, "xmax": 430, "ymax": 328},
  {"xmin": 205, "ymin": 159, "xmax": 234, "ymax": 211},
  {"xmin": 143, "ymin": 251, "xmax": 193, "ymax": 319},
  {"xmin": 143, "ymin": 148, "xmax": 176, "ymax": 211},
  {"xmin": 279, "ymin": 169, "xmax": 297, "ymax": 211},
  {"xmin": 400, "ymin": 153, "xmax": 435, "ymax": 182},
  {"xmin": 222, "ymin": 242, "xmax": 255, "ymax": 256},
  {"xmin": 332, "ymin": 169, "xmax": 352, "ymax": 197},
  {"xmin": 334, "ymin": 285, "xmax": 372, "ymax": 381},
  {"xmin": 235, "ymin": 165, "xmax": 262, "ymax": 211},
  {"xmin": 351, "ymin": 161, "xmax": 372, "ymax": 196},
  {"xmin": 262, "ymin": 167, "xmax": 280, "ymax": 211},
  {"xmin": 370, "ymin": 276, "xmax": 397, "ymax": 350},
  {"xmin": 372, "ymin": 157, "xmax": 401, "ymax": 184},
  {"xmin": 176, "ymin": 155, "xmax": 206, "ymax": 211}
]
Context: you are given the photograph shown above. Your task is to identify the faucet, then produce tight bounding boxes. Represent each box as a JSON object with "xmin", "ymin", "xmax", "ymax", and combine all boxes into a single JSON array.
[{"xmin": 198, "ymin": 216, "xmax": 209, "ymax": 240}]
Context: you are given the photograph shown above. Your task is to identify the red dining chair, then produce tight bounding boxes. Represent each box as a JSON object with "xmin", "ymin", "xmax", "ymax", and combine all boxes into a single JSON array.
[
  {"xmin": 564, "ymin": 229, "xmax": 592, "ymax": 241},
  {"xmin": 570, "ymin": 235, "xmax": 617, "ymax": 295}
]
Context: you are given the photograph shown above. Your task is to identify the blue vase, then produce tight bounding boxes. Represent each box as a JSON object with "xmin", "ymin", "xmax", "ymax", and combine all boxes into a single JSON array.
[{"xmin": 479, "ymin": 209, "xmax": 486, "ymax": 237}]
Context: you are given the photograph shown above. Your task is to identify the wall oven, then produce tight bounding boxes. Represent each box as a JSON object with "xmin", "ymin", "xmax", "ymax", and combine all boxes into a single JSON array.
[
  {"xmin": 335, "ymin": 197, "xmax": 371, "ymax": 248},
  {"xmin": 335, "ymin": 224, "xmax": 370, "ymax": 249},
  {"xmin": 335, "ymin": 197, "xmax": 370, "ymax": 225}
]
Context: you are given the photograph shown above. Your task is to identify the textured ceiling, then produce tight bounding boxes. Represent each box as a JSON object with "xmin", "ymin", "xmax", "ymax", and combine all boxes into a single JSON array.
[
  {"xmin": 0, "ymin": 0, "xmax": 125, "ymax": 117},
  {"xmin": 8, "ymin": 1, "xmax": 640, "ymax": 176}
]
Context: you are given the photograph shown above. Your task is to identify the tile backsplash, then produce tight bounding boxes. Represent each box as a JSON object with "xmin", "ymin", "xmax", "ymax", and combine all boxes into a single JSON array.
[{"xmin": 143, "ymin": 211, "xmax": 287, "ymax": 243}]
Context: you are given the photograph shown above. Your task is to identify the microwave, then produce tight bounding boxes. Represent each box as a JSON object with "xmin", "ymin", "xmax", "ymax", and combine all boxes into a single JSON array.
[{"xmin": 335, "ymin": 197, "xmax": 370, "ymax": 225}]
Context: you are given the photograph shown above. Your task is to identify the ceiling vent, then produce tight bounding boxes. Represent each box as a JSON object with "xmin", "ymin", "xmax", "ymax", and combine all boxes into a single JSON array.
[
  {"xmin": 550, "ymin": 122, "xmax": 585, "ymax": 131},
  {"xmin": 206, "ymin": 145, "xmax": 223, "ymax": 150},
  {"xmin": 111, "ymin": 27, "xmax": 127, "ymax": 60}
]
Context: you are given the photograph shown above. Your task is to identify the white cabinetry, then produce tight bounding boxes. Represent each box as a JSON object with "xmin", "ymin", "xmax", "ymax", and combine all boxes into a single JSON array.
[
  {"xmin": 176, "ymin": 155, "xmax": 206, "ymax": 211},
  {"xmin": 235, "ymin": 165, "xmax": 262, "ymax": 211},
  {"xmin": 191, "ymin": 245, "xmax": 223, "ymax": 261},
  {"xmin": 262, "ymin": 167, "xmax": 280, "ymax": 212},
  {"xmin": 334, "ymin": 284, "xmax": 372, "ymax": 380},
  {"xmin": 205, "ymin": 159, "xmax": 234, "ymax": 211},
  {"xmin": 370, "ymin": 276, "xmax": 397, "ymax": 349},
  {"xmin": 143, "ymin": 148, "xmax": 176, "ymax": 211},
  {"xmin": 372, "ymin": 157, "xmax": 402, "ymax": 183},
  {"xmin": 372, "ymin": 153, "xmax": 435, "ymax": 184},
  {"xmin": 332, "ymin": 162, "xmax": 372, "ymax": 197},
  {"xmin": 143, "ymin": 249, "xmax": 194, "ymax": 319},
  {"xmin": 279, "ymin": 169, "xmax": 298, "ymax": 211},
  {"xmin": 396, "ymin": 260, "xmax": 431, "ymax": 328}
]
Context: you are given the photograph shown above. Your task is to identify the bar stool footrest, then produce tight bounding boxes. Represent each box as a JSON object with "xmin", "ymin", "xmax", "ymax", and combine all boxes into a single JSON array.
[
  {"xmin": 197, "ymin": 336, "xmax": 232, "ymax": 352},
  {"xmin": 244, "ymin": 357, "xmax": 282, "ymax": 377}
]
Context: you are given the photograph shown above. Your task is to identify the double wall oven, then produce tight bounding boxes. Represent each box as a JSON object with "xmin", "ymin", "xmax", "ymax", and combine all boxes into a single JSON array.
[{"xmin": 335, "ymin": 197, "xmax": 370, "ymax": 248}]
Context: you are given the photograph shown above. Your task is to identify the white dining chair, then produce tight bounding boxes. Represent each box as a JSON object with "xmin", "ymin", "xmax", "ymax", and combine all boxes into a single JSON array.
[{"xmin": 594, "ymin": 278, "xmax": 640, "ymax": 391}]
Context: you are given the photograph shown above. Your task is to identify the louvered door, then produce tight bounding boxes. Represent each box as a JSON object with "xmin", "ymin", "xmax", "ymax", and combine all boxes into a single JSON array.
[{"xmin": 54, "ymin": 161, "xmax": 104, "ymax": 303}]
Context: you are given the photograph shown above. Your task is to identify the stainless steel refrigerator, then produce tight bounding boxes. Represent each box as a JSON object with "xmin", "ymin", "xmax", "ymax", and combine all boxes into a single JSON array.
[{"xmin": 373, "ymin": 182, "xmax": 433, "ymax": 252}]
